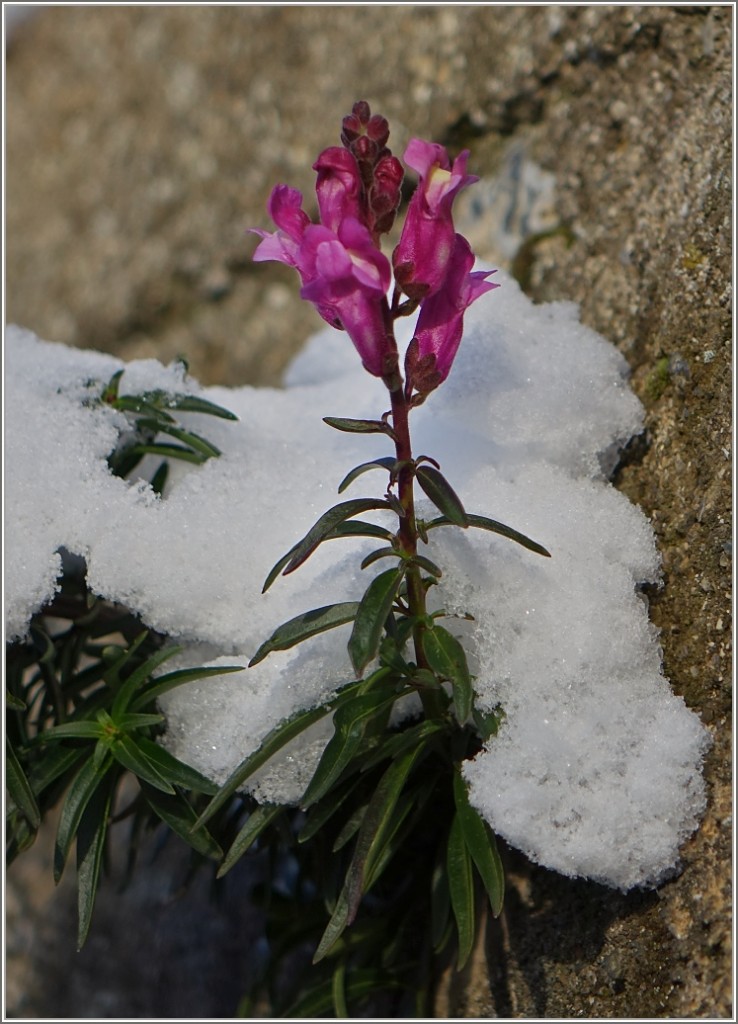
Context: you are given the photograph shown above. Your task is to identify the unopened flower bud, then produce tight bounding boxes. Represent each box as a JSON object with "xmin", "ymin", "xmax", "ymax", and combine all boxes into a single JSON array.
[
  {"xmin": 367, "ymin": 155, "xmax": 403, "ymax": 235},
  {"xmin": 341, "ymin": 114, "xmax": 362, "ymax": 147},
  {"xmin": 352, "ymin": 100, "xmax": 371, "ymax": 125},
  {"xmin": 366, "ymin": 114, "xmax": 390, "ymax": 148},
  {"xmin": 369, "ymin": 188, "xmax": 395, "ymax": 218},
  {"xmin": 372, "ymin": 154, "xmax": 403, "ymax": 205}
]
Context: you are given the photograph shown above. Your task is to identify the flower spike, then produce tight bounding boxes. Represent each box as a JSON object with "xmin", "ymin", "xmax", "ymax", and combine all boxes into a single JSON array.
[{"xmin": 249, "ymin": 102, "xmax": 496, "ymax": 387}]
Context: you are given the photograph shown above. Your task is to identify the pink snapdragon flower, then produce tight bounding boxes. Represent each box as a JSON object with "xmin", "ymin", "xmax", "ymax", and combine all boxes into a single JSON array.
[
  {"xmin": 253, "ymin": 186, "xmax": 392, "ymax": 376},
  {"xmin": 251, "ymin": 184, "xmax": 311, "ymax": 272},
  {"xmin": 313, "ymin": 147, "xmax": 364, "ymax": 232},
  {"xmin": 392, "ymin": 139, "xmax": 478, "ymax": 301},
  {"xmin": 299, "ymin": 217, "xmax": 392, "ymax": 376},
  {"xmin": 407, "ymin": 235, "xmax": 498, "ymax": 392}
]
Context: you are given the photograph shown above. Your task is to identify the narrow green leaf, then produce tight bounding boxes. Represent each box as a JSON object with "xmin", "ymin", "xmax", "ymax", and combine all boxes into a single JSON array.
[
  {"xmin": 447, "ymin": 813, "xmax": 476, "ymax": 969},
  {"xmin": 314, "ymin": 745, "xmax": 427, "ymax": 963},
  {"xmin": 92, "ymin": 738, "xmax": 109, "ymax": 771},
  {"xmin": 76, "ymin": 775, "xmax": 114, "ymax": 949},
  {"xmin": 6, "ymin": 816, "xmax": 37, "ymax": 864},
  {"xmin": 337, "ymin": 457, "xmax": 397, "ymax": 494},
  {"xmin": 150, "ymin": 460, "xmax": 169, "ymax": 496},
  {"xmin": 109, "ymin": 734, "xmax": 175, "ymax": 794},
  {"xmin": 128, "ymin": 442, "xmax": 207, "ymax": 465},
  {"xmin": 281, "ymin": 498, "xmax": 392, "ymax": 579},
  {"xmin": 378, "ymin": 632, "xmax": 411, "ymax": 675},
  {"xmin": 113, "ymin": 712, "xmax": 165, "ymax": 731},
  {"xmin": 217, "ymin": 803, "xmax": 283, "ymax": 877},
  {"xmin": 109, "ymin": 645, "xmax": 182, "ymax": 719},
  {"xmin": 285, "ymin": 968, "xmax": 403, "ymax": 1017},
  {"xmin": 344, "ymin": 746, "xmax": 426, "ymax": 919},
  {"xmin": 131, "ymin": 664, "xmax": 243, "ymax": 711},
  {"xmin": 348, "ymin": 566, "xmax": 406, "ymax": 676},
  {"xmin": 100, "ymin": 630, "xmax": 150, "ymax": 688},
  {"xmin": 30, "ymin": 622, "xmax": 56, "ymax": 664},
  {"xmin": 297, "ymin": 774, "xmax": 365, "ymax": 844},
  {"xmin": 332, "ymin": 962, "xmax": 349, "ymax": 1018},
  {"xmin": 111, "ymin": 394, "xmax": 176, "ymax": 421},
  {"xmin": 359, "ymin": 718, "xmax": 446, "ymax": 774},
  {"xmin": 313, "ymin": 886, "xmax": 352, "ymax": 963},
  {"xmin": 328, "ymin": 520, "xmax": 394, "ymax": 543},
  {"xmin": 55, "ymin": 754, "xmax": 112, "ymax": 883},
  {"xmin": 409, "ymin": 553, "xmax": 443, "ymax": 578},
  {"xmin": 101, "ymin": 368, "xmax": 124, "ymax": 403},
  {"xmin": 423, "ymin": 626, "xmax": 473, "ymax": 724},
  {"xmin": 427, "ymin": 512, "xmax": 551, "ymax": 557},
  {"xmin": 6, "ymin": 690, "xmax": 27, "ymax": 711},
  {"xmin": 431, "ymin": 853, "xmax": 452, "ymax": 950},
  {"xmin": 31, "ymin": 720, "xmax": 103, "ymax": 742},
  {"xmin": 133, "ymin": 737, "xmax": 218, "ymax": 794},
  {"xmin": 6, "ymin": 742, "xmax": 41, "ymax": 829},
  {"xmin": 331, "ymin": 803, "xmax": 369, "ymax": 852},
  {"xmin": 192, "ymin": 680, "xmax": 368, "ymax": 832},
  {"xmin": 360, "ymin": 547, "xmax": 398, "ymax": 570},
  {"xmin": 415, "ymin": 465, "xmax": 468, "ymax": 527},
  {"xmin": 261, "ymin": 519, "xmax": 394, "ymax": 594},
  {"xmin": 26, "ymin": 746, "xmax": 87, "ymax": 798},
  {"xmin": 361, "ymin": 790, "xmax": 416, "ymax": 892},
  {"xmin": 165, "ymin": 394, "xmax": 238, "ymax": 420},
  {"xmin": 453, "ymin": 772, "xmax": 504, "ymax": 917},
  {"xmin": 323, "ymin": 416, "xmax": 395, "ymax": 437},
  {"xmin": 300, "ymin": 683, "xmax": 401, "ymax": 809},
  {"xmin": 261, "ymin": 548, "xmax": 303, "ymax": 595},
  {"xmin": 249, "ymin": 602, "xmax": 359, "ymax": 667},
  {"xmin": 139, "ymin": 780, "xmax": 223, "ymax": 861},
  {"xmin": 134, "ymin": 419, "xmax": 222, "ymax": 458},
  {"xmin": 472, "ymin": 706, "xmax": 501, "ymax": 741}
]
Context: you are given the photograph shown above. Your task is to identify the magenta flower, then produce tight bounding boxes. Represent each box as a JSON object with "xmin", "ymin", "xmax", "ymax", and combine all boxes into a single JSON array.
[
  {"xmin": 392, "ymin": 139, "xmax": 478, "ymax": 301},
  {"xmin": 408, "ymin": 235, "xmax": 498, "ymax": 392},
  {"xmin": 299, "ymin": 218, "xmax": 392, "ymax": 376},
  {"xmin": 253, "ymin": 187, "xmax": 393, "ymax": 376},
  {"xmin": 251, "ymin": 184, "xmax": 311, "ymax": 274},
  {"xmin": 313, "ymin": 147, "xmax": 364, "ymax": 233}
]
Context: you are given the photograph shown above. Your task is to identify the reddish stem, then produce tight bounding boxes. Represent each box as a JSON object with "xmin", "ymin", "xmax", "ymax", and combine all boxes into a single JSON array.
[{"xmin": 388, "ymin": 364, "xmax": 444, "ymax": 719}]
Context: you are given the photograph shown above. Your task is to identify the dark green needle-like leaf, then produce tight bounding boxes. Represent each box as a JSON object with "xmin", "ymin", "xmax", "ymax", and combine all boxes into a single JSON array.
[
  {"xmin": 249, "ymin": 602, "xmax": 359, "ymax": 667},
  {"xmin": 453, "ymin": 771, "xmax": 504, "ymax": 916},
  {"xmin": 447, "ymin": 813, "xmax": 475, "ymax": 969},
  {"xmin": 427, "ymin": 512, "xmax": 551, "ymax": 557},
  {"xmin": 415, "ymin": 465, "xmax": 469, "ymax": 527},
  {"xmin": 337, "ymin": 457, "xmax": 397, "ymax": 493},
  {"xmin": 423, "ymin": 626, "xmax": 473, "ymax": 724},
  {"xmin": 217, "ymin": 804, "xmax": 283, "ymax": 877},
  {"xmin": 55, "ymin": 754, "xmax": 112, "ymax": 883},
  {"xmin": 348, "ymin": 566, "xmax": 406, "ymax": 676}
]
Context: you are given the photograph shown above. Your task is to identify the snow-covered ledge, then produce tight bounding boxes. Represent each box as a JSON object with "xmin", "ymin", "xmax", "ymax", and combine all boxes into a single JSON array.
[{"xmin": 5, "ymin": 270, "xmax": 709, "ymax": 890}]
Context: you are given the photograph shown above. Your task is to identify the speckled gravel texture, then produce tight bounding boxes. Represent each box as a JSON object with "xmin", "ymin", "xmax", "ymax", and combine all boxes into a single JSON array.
[{"xmin": 6, "ymin": 6, "xmax": 732, "ymax": 1018}]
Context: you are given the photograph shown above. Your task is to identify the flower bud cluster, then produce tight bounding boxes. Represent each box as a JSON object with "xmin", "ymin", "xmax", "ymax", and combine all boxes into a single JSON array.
[
  {"xmin": 251, "ymin": 100, "xmax": 498, "ymax": 392},
  {"xmin": 340, "ymin": 101, "xmax": 404, "ymax": 239}
]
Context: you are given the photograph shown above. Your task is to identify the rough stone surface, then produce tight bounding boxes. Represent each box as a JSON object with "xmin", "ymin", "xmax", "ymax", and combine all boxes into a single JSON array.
[{"xmin": 6, "ymin": 5, "xmax": 732, "ymax": 1018}]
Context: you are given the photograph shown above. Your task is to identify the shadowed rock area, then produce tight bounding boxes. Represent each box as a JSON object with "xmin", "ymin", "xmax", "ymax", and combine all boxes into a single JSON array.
[{"xmin": 6, "ymin": 6, "xmax": 731, "ymax": 1018}]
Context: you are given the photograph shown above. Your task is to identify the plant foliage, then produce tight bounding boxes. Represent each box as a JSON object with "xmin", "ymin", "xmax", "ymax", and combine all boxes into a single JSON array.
[{"xmin": 5, "ymin": 103, "xmax": 555, "ymax": 1016}]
